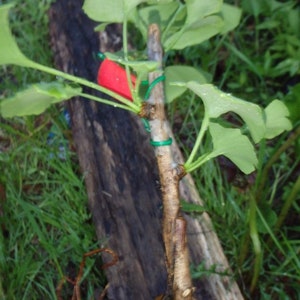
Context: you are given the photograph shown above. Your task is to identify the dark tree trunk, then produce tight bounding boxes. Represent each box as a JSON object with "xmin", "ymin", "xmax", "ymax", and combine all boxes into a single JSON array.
[{"xmin": 48, "ymin": 0, "xmax": 244, "ymax": 299}]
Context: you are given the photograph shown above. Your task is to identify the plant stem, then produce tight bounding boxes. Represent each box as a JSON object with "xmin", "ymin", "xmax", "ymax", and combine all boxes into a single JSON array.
[
  {"xmin": 249, "ymin": 194, "xmax": 262, "ymax": 293},
  {"xmin": 256, "ymin": 125, "xmax": 300, "ymax": 201},
  {"xmin": 122, "ymin": 17, "xmax": 140, "ymax": 105},
  {"xmin": 30, "ymin": 61, "xmax": 141, "ymax": 113},
  {"xmin": 185, "ymin": 114, "xmax": 209, "ymax": 166},
  {"xmin": 146, "ymin": 23, "xmax": 193, "ymax": 299},
  {"xmin": 78, "ymin": 93, "xmax": 134, "ymax": 111},
  {"xmin": 184, "ymin": 152, "xmax": 212, "ymax": 173},
  {"xmin": 273, "ymin": 175, "xmax": 300, "ymax": 233},
  {"xmin": 161, "ymin": 2, "xmax": 184, "ymax": 47}
]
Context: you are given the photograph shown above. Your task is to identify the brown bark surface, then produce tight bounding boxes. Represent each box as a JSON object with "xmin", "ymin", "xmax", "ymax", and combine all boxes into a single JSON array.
[
  {"xmin": 48, "ymin": 0, "xmax": 244, "ymax": 299},
  {"xmin": 49, "ymin": 1, "xmax": 167, "ymax": 299},
  {"xmin": 146, "ymin": 24, "xmax": 193, "ymax": 299}
]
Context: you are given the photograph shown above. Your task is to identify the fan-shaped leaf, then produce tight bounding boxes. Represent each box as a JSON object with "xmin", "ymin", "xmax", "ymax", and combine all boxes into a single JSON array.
[
  {"xmin": 104, "ymin": 52, "xmax": 159, "ymax": 74},
  {"xmin": 83, "ymin": 0, "xmax": 147, "ymax": 22},
  {"xmin": 0, "ymin": 4, "xmax": 38, "ymax": 68},
  {"xmin": 165, "ymin": 66, "xmax": 208, "ymax": 103},
  {"xmin": 209, "ymin": 122, "xmax": 258, "ymax": 174},
  {"xmin": 0, "ymin": 82, "xmax": 82, "ymax": 118},
  {"xmin": 164, "ymin": 15, "xmax": 224, "ymax": 50},
  {"xmin": 220, "ymin": 3, "xmax": 242, "ymax": 34},
  {"xmin": 185, "ymin": 0, "xmax": 222, "ymax": 24},
  {"xmin": 185, "ymin": 82, "xmax": 265, "ymax": 143},
  {"xmin": 264, "ymin": 100, "xmax": 292, "ymax": 139},
  {"xmin": 136, "ymin": 2, "xmax": 180, "ymax": 43}
]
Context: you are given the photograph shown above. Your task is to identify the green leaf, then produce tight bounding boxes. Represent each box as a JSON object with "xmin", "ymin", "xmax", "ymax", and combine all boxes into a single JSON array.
[
  {"xmin": 209, "ymin": 122, "xmax": 258, "ymax": 174},
  {"xmin": 165, "ymin": 66, "xmax": 208, "ymax": 103},
  {"xmin": 94, "ymin": 22, "xmax": 112, "ymax": 31},
  {"xmin": 264, "ymin": 100, "xmax": 292, "ymax": 139},
  {"xmin": 284, "ymin": 83, "xmax": 300, "ymax": 124},
  {"xmin": 185, "ymin": 83, "xmax": 265, "ymax": 143},
  {"xmin": 135, "ymin": 0, "xmax": 240, "ymax": 51},
  {"xmin": 220, "ymin": 3, "xmax": 242, "ymax": 34},
  {"xmin": 146, "ymin": 0, "xmax": 174, "ymax": 3},
  {"xmin": 185, "ymin": 0, "xmax": 222, "ymax": 24},
  {"xmin": 136, "ymin": 2, "xmax": 181, "ymax": 43},
  {"xmin": 164, "ymin": 15, "xmax": 224, "ymax": 50},
  {"xmin": 83, "ymin": 0, "xmax": 147, "ymax": 22},
  {"xmin": 104, "ymin": 52, "xmax": 159, "ymax": 74},
  {"xmin": 162, "ymin": 0, "xmax": 241, "ymax": 50},
  {"xmin": 0, "ymin": 3, "xmax": 38, "ymax": 68},
  {"xmin": 35, "ymin": 82, "xmax": 82, "ymax": 101},
  {"xmin": 0, "ymin": 82, "xmax": 82, "ymax": 118},
  {"xmin": 180, "ymin": 200, "xmax": 206, "ymax": 214},
  {"xmin": 83, "ymin": 0, "xmax": 124, "ymax": 22}
]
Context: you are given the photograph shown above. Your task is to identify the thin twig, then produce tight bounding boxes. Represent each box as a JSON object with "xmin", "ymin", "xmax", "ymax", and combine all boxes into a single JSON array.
[{"xmin": 56, "ymin": 248, "xmax": 118, "ymax": 300}]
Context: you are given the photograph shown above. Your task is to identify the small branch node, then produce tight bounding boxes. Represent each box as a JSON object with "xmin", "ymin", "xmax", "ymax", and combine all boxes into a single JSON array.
[{"xmin": 138, "ymin": 102, "xmax": 156, "ymax": 119}]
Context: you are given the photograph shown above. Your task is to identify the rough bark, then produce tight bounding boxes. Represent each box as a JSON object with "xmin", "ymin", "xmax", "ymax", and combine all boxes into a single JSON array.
[
  {"xmin": 49, "ymin": 1, "xmax": 167, "ymax": 299},
  {"xmin": 48, "ymin": 0, "xmax": 244, "ymax": 299},
  {"xmin": 145, "ymin": 24, "xmax": 193, "ymax": 299}
]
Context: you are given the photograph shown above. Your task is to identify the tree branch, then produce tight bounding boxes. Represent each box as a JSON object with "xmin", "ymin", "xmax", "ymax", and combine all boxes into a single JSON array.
[{"xmin": 146, "ymin": 23, "xmax": 193, "ymax": 300}]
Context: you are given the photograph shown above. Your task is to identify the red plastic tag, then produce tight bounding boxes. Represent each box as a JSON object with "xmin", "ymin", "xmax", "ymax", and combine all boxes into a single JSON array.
[{"xmin": 97, "ymin": 59, "xmax": 136, "ymax": 101}]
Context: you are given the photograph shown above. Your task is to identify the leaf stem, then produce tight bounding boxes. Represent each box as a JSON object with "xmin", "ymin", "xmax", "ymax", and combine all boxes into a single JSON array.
[
  {"xmin": 122, "ymin": 17, "xmax": 141, "ymax": 106},
  {"xmin": 161, "ymin": 2, "xmax": 184, "ymax": 46},
  {"xmin": 185, "ymin": 114, "xmax": 209, "ymax": 166},
  {"xmin": 78, "ymin": 93, "xmax": 135, "ymax": 112},
  {"xmin": 30, "ymin": 61, "xmax": 141, "ymax": 113},
  {"xmin": 184, "ymin": 152, "xmax": 213, "ymax": 173},
  {"xmin": 249, "ymin": 193, "xmax": 262, "ymax": 293}
]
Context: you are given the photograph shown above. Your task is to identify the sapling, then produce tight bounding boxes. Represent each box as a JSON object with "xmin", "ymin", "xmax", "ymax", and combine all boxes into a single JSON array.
[{"xmin": 0, "ymin": 1, "xmax": 292, "ymax": 299}]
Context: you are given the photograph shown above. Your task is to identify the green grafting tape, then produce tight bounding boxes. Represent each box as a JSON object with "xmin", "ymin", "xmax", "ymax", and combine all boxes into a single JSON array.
[
  {"xmin": 144, "ymin": 75, "xmax": 166, "ymax": 100},
  {"xmin": 97, "ymin": 52, "xmax": 106, "ymax": 61},
  {"xmin": 142, "ymin": 118, "xmax": 151, "ymax": 132},
  {"xmin": 150, "ymin": 137, "xmax": 172, "ymax": 147}
]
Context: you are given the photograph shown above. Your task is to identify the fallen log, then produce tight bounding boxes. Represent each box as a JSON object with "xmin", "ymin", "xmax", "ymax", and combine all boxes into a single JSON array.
[{"xmin": 49, "ymin": 0, "xmax": 244, "ymax": 299}]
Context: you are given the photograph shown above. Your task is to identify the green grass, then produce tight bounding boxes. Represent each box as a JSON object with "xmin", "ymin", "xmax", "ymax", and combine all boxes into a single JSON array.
[
  {"xmin": 167, "ymin": 0, "xmax": 300, "ymax": 298},
  {"xmin": 169, "ymin": 92, "xmax": 299, "ymax": 298},
  {"xmin": 0, "ymin": 109, "xmax": 106, "ymax": 300},
  {"xmin": 1, "ymin": 0, "xmax": 299, "ymax": 299},
  {"xmin": 0, "ymin": 1, "xmax": 106, "ymax": 299}
]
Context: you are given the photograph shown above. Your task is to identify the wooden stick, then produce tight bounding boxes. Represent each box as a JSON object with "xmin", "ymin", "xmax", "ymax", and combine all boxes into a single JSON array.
[{"xmin": 146, "ymin": 23, "xmax": 194, "ymax": 300}]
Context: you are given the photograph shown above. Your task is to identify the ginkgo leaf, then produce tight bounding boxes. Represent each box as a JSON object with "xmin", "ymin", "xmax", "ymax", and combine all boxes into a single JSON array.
[
  {"xmin": 220, "ymin": 3, "xmax": 242, "ymax": 34},
  {"xmin": 0, "ymin": 82, "xmax": 82, "ymax": 118},
  {"xmin": 83, "ymin": 0, "xmax": 147, "ymax": 22},
  {"xmin": 104, "ymin": 52, "xmax": 159, "ymax": 74},
  {"xmin": 185, "ymin": 0, "xmax": 222, "ymax": 25},
  {"xmin": 134, "ymin": 1, "xmax": 180, "ymax": 43},
  {"xmin": 94, "ymin": 22, "xmax": 112, "ymax": 32},
  {"xmin": 264, "ymin": 99, "xmax": 292, "ymax": 139},
  {"xmin": 185, "ymin": 82, "xmax": 265, "ymax": 143},
  {"xmin": 165, "ymin": 66, "xmax": 208, "ymax": 103},
  {"xmin": 209, "ymin": 122, "xmax": 258, "ymax": 174},
  {"xmin": 0, "ymin": 3, "xmax": 38, "ymax": 68},
  {"xmin": 83, "ymin": 0, "xmax": 124, "ymax": 22},
  {"xmin": 163, "ymin": 0, "xmax": 241, "ymax": 50},
  {"xmin": 164, "ymin": 15, "xmax": 224, "ymax": 50}
]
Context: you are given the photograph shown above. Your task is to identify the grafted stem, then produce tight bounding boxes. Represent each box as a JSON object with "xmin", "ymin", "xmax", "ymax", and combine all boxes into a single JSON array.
[{"xmin": 146, "ymin": 23, "xmax": 193, "ymax": 299}]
